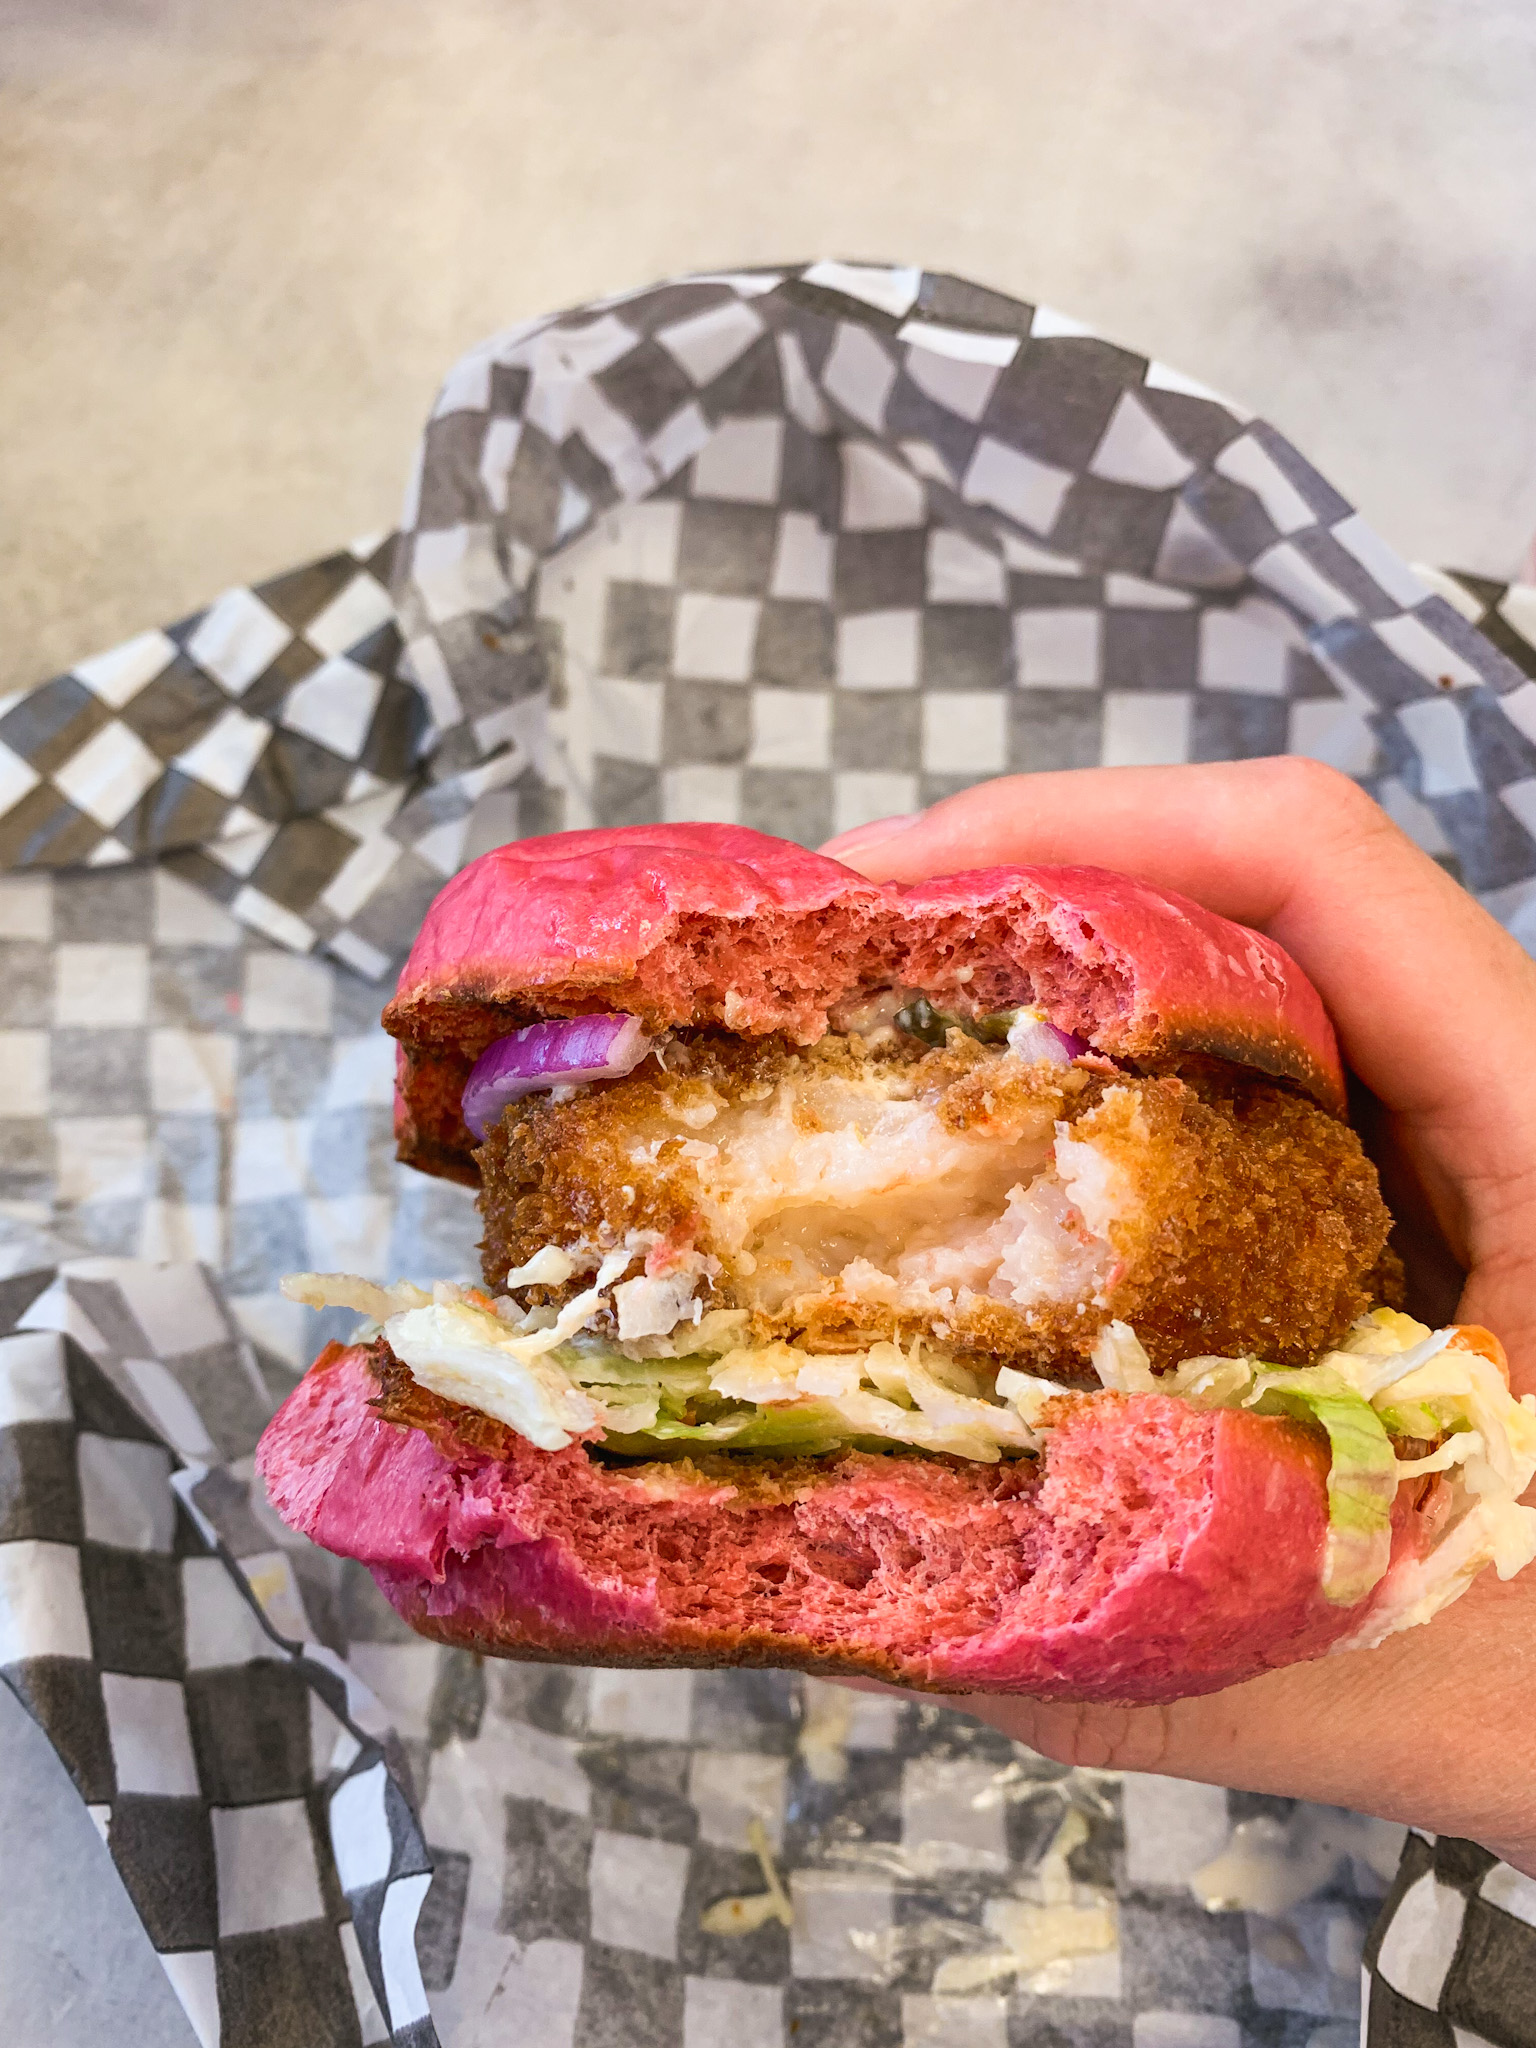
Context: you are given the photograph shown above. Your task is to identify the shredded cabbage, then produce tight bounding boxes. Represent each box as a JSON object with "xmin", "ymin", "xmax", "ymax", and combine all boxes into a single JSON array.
[
  {"xmin": 382, "ymin": 1296, "xmax": 604, "ymax": 1449},
  {"xmin": 597, "ymin": 1337, "xmax": 1038, "ymax": 1464},
  {"xmin": 1090, "ymin": 1320, "xmax": 1158, "ymax": 1394},
  {"xmin": 284, "ymin": 1265, "xmax": 1536, "ymax": 1639},
  {"xmin": 1244, "ymin": 1368, "xmax": 1398, "ymax": 1605},
  {"xmin": 1154, "ymin": 1314, "xmax": 1536, "ymax": 1615}
]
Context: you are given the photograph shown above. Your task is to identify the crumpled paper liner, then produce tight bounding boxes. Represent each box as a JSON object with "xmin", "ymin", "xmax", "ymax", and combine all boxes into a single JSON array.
[
  {"xmin": 3, "ymin": 261, "xmax": 1535, "ymax": 972},
  {"xmin": 4, "ymin": 264, "xmax": 1536, "ymax": 2047}
]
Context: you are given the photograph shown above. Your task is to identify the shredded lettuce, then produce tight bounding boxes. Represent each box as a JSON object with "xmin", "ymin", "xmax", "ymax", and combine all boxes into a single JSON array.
[
  {"xmin": 285, "ymin": 1266, "xmax": 1536, "ymax": 1639},
  {"xmin": 382, "ymin": 1296, "xmax": 608, "ymax": 1450},
  {"xmin": 1090, "ymin": 1320, "xmax": 1159, "ymax": 1394},
  {"xmin": 581, "ymin": 1337, "xmax": 1038, "ymax": 1464},
  {"xmin": 1244, "ymin": 1369, "xmax": 1398, "ymax": 1606},
  {"xmin": 1223, "ymin": 1314, "xmax": 1536, "ymax": 1628},
  {"xmin": 1086, "ymin": 1310, "xmax": 1536, "ymax": 1614},
  {"xmin": 1087, "ymin": 1332, "xmax": 1400, "ymax": 1605},
  {"xmin": 1332, "ymin": 1496, "xmax": 1536, "ymax": 1653},
  {"xmin": 1326, "ymin": 1315, "xmax": 1536, "ymax": 1643},
  {"xmin": 601, "ymin": 1399, "xmax": 860, "ymax": 1459}
]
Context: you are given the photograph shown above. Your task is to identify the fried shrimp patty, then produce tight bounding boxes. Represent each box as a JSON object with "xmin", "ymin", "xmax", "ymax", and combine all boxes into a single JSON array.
[{"xmin": 474, "ymin": 1031, "xmax": 1395, "ymax": 1380}]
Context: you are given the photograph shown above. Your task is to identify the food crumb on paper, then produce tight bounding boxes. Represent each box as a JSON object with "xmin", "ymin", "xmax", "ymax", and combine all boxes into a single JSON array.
[
  {"xmin": 1190, "ymin": 1809, "xmax": 1407, "ymax": 1916},
  {"xmin": 931, "ymin": 1804, "xmax": 1118, "ymax": 1994},
  {"xmin": 797, "ymin": 1677, "xmax": 856, "ymax": 1784},
  {"xmin": 700, "ymin": 1816, "xmax": 795, "ymax": 1935}
]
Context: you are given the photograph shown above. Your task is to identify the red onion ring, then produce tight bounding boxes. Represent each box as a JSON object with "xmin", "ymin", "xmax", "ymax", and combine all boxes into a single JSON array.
[
  {"xmin": 462, "ymin": 1014, "xmax": 653, "ymax": 1139},
  {"xmin": 1006, "ymin": 1010, "xmax": 1089, "ymax": 1064}
]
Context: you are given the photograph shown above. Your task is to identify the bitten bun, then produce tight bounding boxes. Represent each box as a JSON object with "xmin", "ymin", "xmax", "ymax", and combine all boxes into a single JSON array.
[
  {"xmin": 384, "ymin": 823, "xmax": 1344, "ymax": 1184},
  {"xmin": 257, "ymin": 1342, "xmax": 1433, "ymax": 1705}
]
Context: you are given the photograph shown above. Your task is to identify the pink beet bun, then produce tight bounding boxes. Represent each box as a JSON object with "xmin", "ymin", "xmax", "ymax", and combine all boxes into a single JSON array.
[
  {"xmin": 383, "ymin": 823, "xmax": 1346, "ymax": 1183},
  {"xmin": 255, "ymin": 1343, "xmax": 1431, "ymax": 1704}
]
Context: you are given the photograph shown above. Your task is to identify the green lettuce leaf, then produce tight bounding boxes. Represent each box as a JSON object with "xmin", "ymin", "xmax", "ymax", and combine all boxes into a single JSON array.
[
  {"xmin": 572, "ymin": 1341, "xmax": 1398, "ymax": 1613},
  {"xmin": 1249, "ymin": 1369, "xmax": 1398, "ymax": 1606},
  {"xmin": 1372, "ymin": 1396, "xmax": 1468, "ymax": 1442},
  {"xmin": 600, "ymin": 1396, "xmax": 866, "ymax": 1459}
]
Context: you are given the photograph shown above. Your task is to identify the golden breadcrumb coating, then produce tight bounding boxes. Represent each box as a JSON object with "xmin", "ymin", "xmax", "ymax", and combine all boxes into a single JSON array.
[{"xmin": 475, "ymin": 1032, "xmax": 1394, "ymax": 1379}]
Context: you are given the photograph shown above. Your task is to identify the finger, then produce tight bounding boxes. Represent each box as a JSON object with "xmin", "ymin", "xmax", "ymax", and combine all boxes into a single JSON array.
[
  {"xmin": 821, "ymin": 761, "xmax": 1472, "ymax": 993},
  {"xmin": 821, "ymin": 760, "xmax": 1536, "ymax": 1261},
  {"xmin": 821, "ymin": 815, "xmax": 923, "ymax": 862}
]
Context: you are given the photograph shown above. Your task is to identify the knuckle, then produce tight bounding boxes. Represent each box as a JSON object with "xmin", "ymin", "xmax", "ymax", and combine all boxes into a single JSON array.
[
  {"xmin": 1249, "ymin": 755, "xmax": 1394, "ymax": 855},
  {"xmin": 1254, "ymin": 753, "xmax": 1369, "ymax": 820}
]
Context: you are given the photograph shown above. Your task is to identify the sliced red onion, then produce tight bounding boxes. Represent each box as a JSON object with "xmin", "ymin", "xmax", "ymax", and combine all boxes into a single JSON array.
[
  {"xmin": 1005, "ymin": 1008, "xmax": 1089, "ymax": 1065},
  {"xmin": 462, "ymin": 1014, "xmax": 652, "ymax": 1139}
]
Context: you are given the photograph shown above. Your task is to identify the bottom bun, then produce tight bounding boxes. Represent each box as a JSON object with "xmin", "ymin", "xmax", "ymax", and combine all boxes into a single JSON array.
[{"xmin": 257, "ymin": 1341, "xmax": 1430, "ymax": 1704}]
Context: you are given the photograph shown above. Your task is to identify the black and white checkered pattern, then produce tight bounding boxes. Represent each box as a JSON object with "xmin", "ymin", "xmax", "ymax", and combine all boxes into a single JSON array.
[
  {"xmin": 1363, "ymin": 1830, "xmax": 1536, "ymax": 2045},
  {"xmin": 5, "ymin": 263, "xmax": 1536, "ymax": 972},
  {"xmin": 0, "ymin": 860, "xmax": 478, "ymax": 1374},
  {"xmin": 7, "ymin": 1248, "xmax": 1536, "ymax": 2046},
  {"xmin": 0, "ymin": 1261, "xmax": 436, "ymax": 2047},
  {"xmin": 0, "ymin": 535, "xmax": 442, "ymax": 972},
  {"xmin": 5, "ymin": 262, "xmax": 1536, "ymax": 2042},
  {"xmin": 388, "ymin": 261, "xmax": 1536, "ymax": 935}
]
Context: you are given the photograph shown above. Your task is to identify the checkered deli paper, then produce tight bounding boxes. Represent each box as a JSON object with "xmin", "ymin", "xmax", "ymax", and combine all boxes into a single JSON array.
[
  {"xmin": 7, "ymin": 261, "xmax": 1536, "ymax": 962},
  {"xmin": 5, "ymin": 263, "xmax": 1536, "ymax": 2048}
]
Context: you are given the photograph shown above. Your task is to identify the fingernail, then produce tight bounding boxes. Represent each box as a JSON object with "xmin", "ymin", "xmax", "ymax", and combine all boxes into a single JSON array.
[{"xmin": 820, "ymin": 812, "xmax": 923, "ymax": 859}]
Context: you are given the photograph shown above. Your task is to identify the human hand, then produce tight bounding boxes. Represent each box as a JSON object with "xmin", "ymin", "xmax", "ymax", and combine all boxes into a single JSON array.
[{"xmin": 820, "ymin": 757, "xmax": 1536, "ymax": 1871}]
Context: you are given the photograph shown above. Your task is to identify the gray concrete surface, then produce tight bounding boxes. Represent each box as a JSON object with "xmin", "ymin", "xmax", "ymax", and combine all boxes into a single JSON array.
[{"xmin": 3, "ymin": 0, "xmax": 1536, "ymax": 697}]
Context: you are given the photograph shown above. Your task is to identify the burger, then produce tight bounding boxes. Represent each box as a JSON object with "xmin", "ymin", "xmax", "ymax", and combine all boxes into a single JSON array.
[{"xmin": 256, "ymin": 823, "xmax": 1536, "ymax": 1702}]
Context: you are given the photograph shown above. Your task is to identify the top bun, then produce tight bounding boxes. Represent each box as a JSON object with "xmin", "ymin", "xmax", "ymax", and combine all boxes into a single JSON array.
[{"xmin": 384, "ymin": 823, "xmax": 1345, "ymax": 1183}]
